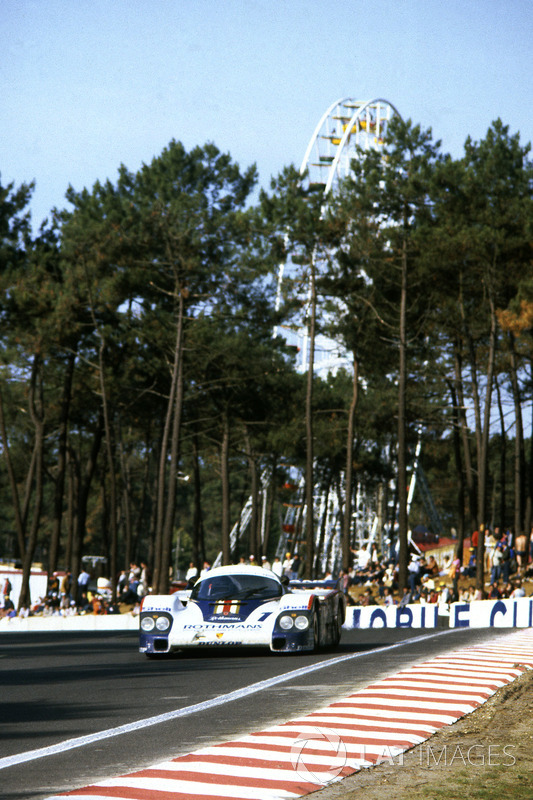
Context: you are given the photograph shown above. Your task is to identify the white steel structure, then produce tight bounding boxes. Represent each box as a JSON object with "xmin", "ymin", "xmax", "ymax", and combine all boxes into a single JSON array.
[
  {"xmin": 276, "ymin": 98, "xmax": 400, "ymax": 377},
  {"xmin": 275, "ymin": 98, "xmax": 401, "ymax": 572},
  {"xmin": 301, "ymin": 97, "xmax": 400, "ymax": 195},
  {"xmin": 224, "ymin": 99, "xmax": 400, "ymax": 574}
]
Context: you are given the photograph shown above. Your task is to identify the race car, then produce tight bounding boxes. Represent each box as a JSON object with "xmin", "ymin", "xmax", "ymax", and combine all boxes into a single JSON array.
[{"xmin": 139, "ymin": 564, "xmax": 346, "ymax": 656}]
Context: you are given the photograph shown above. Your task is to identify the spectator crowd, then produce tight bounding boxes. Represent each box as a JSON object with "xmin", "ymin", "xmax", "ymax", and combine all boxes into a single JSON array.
[{"xmin": 1, "ymin": 526, "xmax": 533, "ymax": 620}]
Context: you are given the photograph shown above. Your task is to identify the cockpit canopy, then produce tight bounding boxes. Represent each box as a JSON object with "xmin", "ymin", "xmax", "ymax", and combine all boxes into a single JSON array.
[{"xmin": 191, "ymin": 573, "xmax": 283, "ymax": 602}]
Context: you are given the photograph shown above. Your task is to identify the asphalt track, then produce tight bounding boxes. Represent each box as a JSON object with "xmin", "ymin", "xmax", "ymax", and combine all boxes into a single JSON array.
[{"xmin": 0, "ymin": 626, "xmax": 529, "ymax": 800}]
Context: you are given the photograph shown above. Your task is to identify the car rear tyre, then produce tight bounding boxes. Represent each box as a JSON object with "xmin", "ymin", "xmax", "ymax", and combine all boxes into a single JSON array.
[
  {"xmin": 313, "ymin": 608, "xmax": 321, "ymax": 651},
  {"xmin": 332, "ymin": 600, "xmax": 343, "ymax": 646}
]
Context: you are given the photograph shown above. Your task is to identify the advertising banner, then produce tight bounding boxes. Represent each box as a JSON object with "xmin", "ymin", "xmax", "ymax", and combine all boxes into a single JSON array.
[
  {"xmin": 344, "ymin": 604, "xmax": 438, "ymax": 629},
  {"xmin": 449, "ymin": 597, "xmax": 533, "ymax": 628}
]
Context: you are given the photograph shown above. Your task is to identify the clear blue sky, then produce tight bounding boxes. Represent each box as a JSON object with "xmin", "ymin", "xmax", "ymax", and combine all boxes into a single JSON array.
[{"xmin": 2, "ymin": 0, "xmax": 532, "ymax": 230}]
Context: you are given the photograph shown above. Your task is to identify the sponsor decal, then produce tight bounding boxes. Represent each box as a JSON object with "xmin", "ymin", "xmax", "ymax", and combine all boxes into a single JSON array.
[
  {"xmin": 197, "ymin": 641, "xmax": 241, "ymax": 646},
  {"xmin": 184, "ymin": 623, "xmax": 262, "ymax": 630},
  {"xmin": 214, "ymin": 600, "xmax": 241, "ymax": 616}
]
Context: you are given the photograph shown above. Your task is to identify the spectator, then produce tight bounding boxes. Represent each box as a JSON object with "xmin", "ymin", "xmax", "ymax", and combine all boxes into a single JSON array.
[
  {"xmin": 290, "ymin": 554, "xmax": 301, "ymax": 580},
  {"xmin": 77, "ymin": 566, "xmax": 91, "ymax": 603},
  {"xmin": 47, "ymin": 573, "xmax": 61, "ymax": 611},
  {"xmin": 465, "ymin": 548, "xmax": 476, "ymax": 578},
  {"xmin": 514, "ymin": 532, "xmax": 528, "ymax": 574},
  {"xmin": 272, "ymin": 557, "xmax": 283, "ymax": 577},
  {"xmin": 138, "ymin": 562, "xmax": 151, "ymax": 596},
  {"xmin": 407, "ymin": 554, "xmax": 422, "ymax": 594},
  {"xmin": 382, "ymin": 586, "xmax": 395, "ymax": 606},
  {"xmin": 490, "ymin": 542, "xmax": 504, "ymax": 584},
  {"xmin": 488, "ymin": 582, "xmax": 501, "ymax": 599},
  {"xmin": 360, "ymin": 588, "xmax": 377, "ymax": 606},
  {"xmin": 383, "ymin": 562, "xmax": 397, "ymax": 591},
  {"xmin": 440, "ymin": 555, "xmax": 452, "ymax": 577},
  {"xmin": 425, "ymin": 555, "xmax": 439, "ymax": 577},
  {"xmin": 438, "ymin": 583, "xmax": 452, "ymax": 603},
  {"xmin": 117, "ymin": 570, "xmax": 128, "ymax": 595},
  {"xmin": 282, "ymin": 552, "xmax": 293, "ymax": 577},
  {"xmin": 0, "ymin": 596, "xmax": 16, "ymax": 618},
  {"xmin": 91, "ymin": 593, "xmax": 105, "ymax": 614},
  {"xmin": 510, "ymin": 579, "xmax": 525, "ymax": 599},
  {"xmin": 60, "ymin": 571, "xmax": 72, "ymax": 603},
  {"xmin": 466, "ymin": 585, "xmax": 477, "ymax": 602},
  {"xmin": 421, "ymin": 575, "xmax": 438, "ymax": 602},
  {"xmin": 121, "ymin": 575, "xmax": 141, "ymax": 605},
  {"xmin": 449, "ymin": 550, "xmax": 462, "ymax": 597},
  {"xmin": 500, "ymin": 537, "xmax": 514, "ymax": 583},
  {"xmin": 398, "ymin": 586, "xmax": 412, "ymax": 606},
  {"xmin": 3, "ymin": 576, "xmax": 13, "ymax": 601},
  {"xmin": 337, "ymin": 569, "xmax": 348, "ymax": 593},
  {"xmin": 77, "ymin": 591, "xmax": 93, "ymax": 614}
]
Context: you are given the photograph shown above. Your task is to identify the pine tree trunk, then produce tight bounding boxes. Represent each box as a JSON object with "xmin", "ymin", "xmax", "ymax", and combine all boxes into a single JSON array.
[
  {"xmin": 397, "ymin": 238, "xmax": 409, "ymax": 592},
  {"xmin": 495, "ymin": 381, "xmax": 507, "ymax": 531},
  {"xmin": 191, "ymin": 431, "xmax": 205, "ymax": 570},
  {"xmin": 160, "ymin": 302, "xmax": 185, "ymax": 593},
  {"xmin": 48, "ymin": 351, "xmax": 75, "ymax": 577},
  {"xmin": 154, "ymin": 290, "xmax": 185, "ymax": 593},
  {"xmin": 304, "ymin": 261, "xmax": 316, "ymax": 578},
  {"xmin": 342, "ymin": 355, "xmax": 358, "ymax": 571},
  {"xmin": 221, "ymin": 411, "xmax": 231, "ymax": 565},
  {"xmin": 475, "ymin": 298, "xmax": 497, "ymax": 591},
  {"xmin": 509, "ymin": 340, "xmax": 525, "ymax": 536},
  {"xmin": 18, "ymin": 359, "xmax": 45, "ymax": 609}
]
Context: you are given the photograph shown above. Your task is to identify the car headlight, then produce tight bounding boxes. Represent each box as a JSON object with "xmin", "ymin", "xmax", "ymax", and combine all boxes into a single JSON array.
[
  {"xmin": 279, "ymin": 615, "xmax": 294, "ymax": 630},
  {"xmin": 141, "ymin": 616, "xmax": 155, "ymax": 632},
  {"xmin": 294, "ymin": 615, "xmax": 309, "ymax": 630},
  {"xmin": 155, "ymin": 615, "xmax": 170, "ymax": 632}
]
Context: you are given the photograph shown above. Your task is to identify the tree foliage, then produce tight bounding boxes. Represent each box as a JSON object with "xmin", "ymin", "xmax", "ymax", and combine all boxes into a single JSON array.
[{"xmin": 1, "ymin": 119, "xmax": 533, "ymax": 601}]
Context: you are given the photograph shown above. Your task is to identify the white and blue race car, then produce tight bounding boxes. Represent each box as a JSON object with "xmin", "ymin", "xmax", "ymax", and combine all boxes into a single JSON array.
[{"xmin": 139, "ymin": 564, "xmax": 346, "ymax": 656}]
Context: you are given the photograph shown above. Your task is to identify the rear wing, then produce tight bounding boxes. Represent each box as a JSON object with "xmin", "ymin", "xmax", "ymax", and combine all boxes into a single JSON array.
[{"xmin": 289, "ymin": 579, "xmax": 340, "ymax": 596}]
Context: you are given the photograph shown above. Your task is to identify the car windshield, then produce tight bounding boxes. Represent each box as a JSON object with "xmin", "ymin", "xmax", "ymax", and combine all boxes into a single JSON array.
[{"xmin": 191, "ymin": 573, "xmax": 282, "ymax": 602}]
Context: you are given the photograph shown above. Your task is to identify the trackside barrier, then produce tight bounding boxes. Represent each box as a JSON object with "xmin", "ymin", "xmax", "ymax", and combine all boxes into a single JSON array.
[
  {"xmin": 344, "ymin": 603, "xmax": 439, "ymax": 629},
  {"xmin": 342, "ymin": 598, "xmax": 533, "ymax": 629},
  {"xmin": 0, "ymin": 614, "xmax": 139, "ymax": 633},
  {"xmin": 3, "ymin": 598, "xmax": 533, "ymax": 633},
  {"xmin": 450, "ymin": 597, "xmax": 533, "ymax": 628}
]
